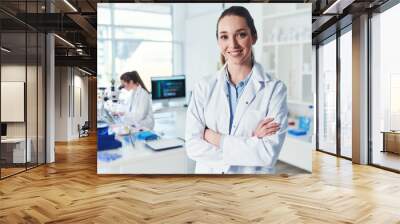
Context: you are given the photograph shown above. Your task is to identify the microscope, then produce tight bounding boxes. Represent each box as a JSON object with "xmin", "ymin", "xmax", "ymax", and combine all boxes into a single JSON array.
[
  {"xmin": 97, "ymin": 79, "xmax": 123, "ymax": 123},
  {"xmin": 110, "ymin": 79, "xmax": 122, "ymax": 103},
  {"xmin": 97, "ymin": 87, "xmax": 107, "ymax": 121},
  {"xmin": 102, "ymin": 79, "xmax": 123, "ymax": 107},
  {"xmin": 97, "ymin": 80, "xmax": 123, "ymax": 150}
]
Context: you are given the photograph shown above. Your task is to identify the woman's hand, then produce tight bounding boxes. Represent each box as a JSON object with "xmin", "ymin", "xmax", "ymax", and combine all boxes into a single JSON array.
[
  {"xmin": 253, "ymin": 118, "xmax": 280, "ymax": 138},
  {"xmin": 204, "ymin": 128, "xmax": 221, "ymax": 147}
]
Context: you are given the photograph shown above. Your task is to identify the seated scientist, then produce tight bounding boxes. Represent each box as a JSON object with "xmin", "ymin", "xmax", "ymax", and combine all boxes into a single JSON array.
[{"xmin": 117, "ymin": 71, "xmax": 154, "ymax": 130}]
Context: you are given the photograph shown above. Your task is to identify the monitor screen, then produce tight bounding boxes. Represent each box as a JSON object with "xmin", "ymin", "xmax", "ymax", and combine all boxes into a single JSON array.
[
  {"xmin": 1, "ymin": 123, "xmax": 6, "ymax": 137},
  {"xmin": 151, "ymin": 75, "xmax": 185, "ymax": 100}
]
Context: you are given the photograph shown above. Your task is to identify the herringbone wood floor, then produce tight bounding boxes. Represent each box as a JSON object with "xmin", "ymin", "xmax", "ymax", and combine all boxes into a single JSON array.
[{"xmin": 1, "ymin": 135, "xmax": 400, "ymax": 223}]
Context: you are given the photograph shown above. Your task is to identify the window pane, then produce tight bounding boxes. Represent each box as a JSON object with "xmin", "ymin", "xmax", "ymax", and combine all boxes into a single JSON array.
[
  {"xmin": 114, "ymin": 10, "xmax": 171, "ymax": 28},
  {"xmin": 97, "ymin": 40, "xmax": 112, "ymax": 88},
  {"xmin": 98, "ymin": 25, "xmax": 112, "ymax": 39},
  {"xmin": 98, "ymin": 7, "xmax": 111, "ymax": 25},
  {"xmin": 318, "ymin": 38, "xmax": 337, "ymax": 154},
  {"xmin": 112, "ymin": 3, "xmax": 171, "ymax": 14},
  {"xmin": 340, "ymin": 30, "xmax": 352, "ymax": 158},
  {"xmin": 115, "ymin": 41, "xmax": 172, "ymax": 91},
  {"xmin": 97, "ymin": 4, "xmax": 174, "ymax": 90},
  {"xmin": 115, "ymin": 27, "xmax": 172, "ymax": 41},
  {"xmin": 27, "ymin": 31, "xmax": 38, "ymax": 169},
  {"xmin": 1, "ymin": 31, "xmax": 27, "ymax": 177},
  {"xmin": 371, "ymin": 3, "xmax": 400, "ymax": 171},
  {"xmin": 38, "ymin": 33, "xmax": 46, "ymax": 165}
]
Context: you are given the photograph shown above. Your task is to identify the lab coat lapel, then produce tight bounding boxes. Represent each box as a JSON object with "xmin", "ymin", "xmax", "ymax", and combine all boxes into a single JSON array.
[
  {"xmin": 216, "ymin": 64, "xmax": 231, "ymax": 133},
  {"xmin": 231, "ymin": 63, "xmax": 268, "ymax": 135}
]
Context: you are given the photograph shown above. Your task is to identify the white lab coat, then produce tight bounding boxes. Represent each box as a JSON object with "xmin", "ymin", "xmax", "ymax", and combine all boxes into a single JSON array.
[
  {"xmin": 185, "ymin": 62, "xmax": 288, "ymax": 174},
  {"xmin": 121, "ymin": 86, "xmax": 154, "ymax": 130}
]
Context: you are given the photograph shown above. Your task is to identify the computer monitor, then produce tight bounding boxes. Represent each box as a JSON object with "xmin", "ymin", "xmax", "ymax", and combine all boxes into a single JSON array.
[
  {"xmin": 1, "ymin": 123, "xmax": 7, "ymax": 137},
  {"xmin": 151, "ymin": 75, "xmax": 186, "ymax": 100}
]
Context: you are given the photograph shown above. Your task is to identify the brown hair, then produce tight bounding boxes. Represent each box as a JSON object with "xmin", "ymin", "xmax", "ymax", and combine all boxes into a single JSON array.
[
  {"xmin": 216, "ymin": 6, "xmax": 257, "ymax": 65},
  {"xmin": 120, "ymin": 71, "xmax": 149, "ymax": 93}
]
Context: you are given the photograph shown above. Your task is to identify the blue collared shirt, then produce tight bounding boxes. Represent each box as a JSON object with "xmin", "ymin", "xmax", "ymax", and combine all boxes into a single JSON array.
[{"xmin": 223, "ymin": 68, "xmax": 252, "ymax": 134}]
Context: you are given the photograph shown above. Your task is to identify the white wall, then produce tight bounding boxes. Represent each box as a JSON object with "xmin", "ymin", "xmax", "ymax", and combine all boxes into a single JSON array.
[
  {"xmin": 172, "ymin": 4, "xmax": 186, "ymax": 75},
  {"xmin": 183, "ymin": 4, "xmax": 223, "ymax": 98},
  {"xmin": 1, "ymin": 65, "xmax": 26, "ymax": 140},
  {"xmin": 1, "ymin": 65, "xmax": 26, "ymax": 81},
  {"xmin": 55, "ymin": 66, "xmax": 68, "ymax": 141},
  {"xmin": 1, "ymin": 65, "xmax": 38, "ymax": 137},
  {"xmin": 72, "ymin": 73, "xmax": 89, "ymax": 138},
  {"xmin": 55, "ymin": 67, "xmax": 89, "ymax": 141},
  {"xmin": 380, "ymin": 4, "xmax": 400, "ymax": 130},
  {"xmin": 1, "ymin": 63, "xmax": 47, "ymax": 164}
]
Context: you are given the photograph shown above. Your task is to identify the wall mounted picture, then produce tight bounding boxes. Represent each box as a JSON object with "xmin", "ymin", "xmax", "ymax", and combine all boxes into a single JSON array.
[{"xmin": 97, "ymin": 3, "xmax": 313, "ymax": 175}]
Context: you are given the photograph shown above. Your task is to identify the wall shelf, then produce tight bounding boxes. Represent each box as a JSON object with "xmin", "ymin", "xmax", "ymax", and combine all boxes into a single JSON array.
[{"xmin": 261, "ymin": 5, "xmax": 312, "ymax": 105}]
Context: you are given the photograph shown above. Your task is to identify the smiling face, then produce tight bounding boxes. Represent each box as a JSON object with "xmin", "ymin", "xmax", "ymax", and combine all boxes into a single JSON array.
[{"xmin": 217, "ymin": 15, "xmax": 257, "ymax": 67}]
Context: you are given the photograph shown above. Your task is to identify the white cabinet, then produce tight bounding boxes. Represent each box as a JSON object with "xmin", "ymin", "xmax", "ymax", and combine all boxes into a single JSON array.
[
  {"xmin": 279, "ymin": 136, "xmax": 312, "ymax": 172},
  {"xmin": 261, "ymin": 4, "xmax": 313, "ymax": 105},
  {"xmin": 1, "ymin": 138, "xmax": 32, "ymax": 163},
  {"xmin": 261, "ymin": 4, "xmax": 314, "ymax": 172}
]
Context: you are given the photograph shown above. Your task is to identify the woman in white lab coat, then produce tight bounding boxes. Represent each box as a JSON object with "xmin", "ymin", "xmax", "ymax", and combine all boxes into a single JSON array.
[
  {"xmin": 185, "ymin": 6, "xmax": 288, "ymax": 174},
  {"xmin": 118, "ymin": 71, "xmax": 154, "ymax": 130}
]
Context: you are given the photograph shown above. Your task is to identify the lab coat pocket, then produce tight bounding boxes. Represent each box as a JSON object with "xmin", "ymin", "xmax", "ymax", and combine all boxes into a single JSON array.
[{"xmin": 243, "ymin": 109, "xmax": 265, "ymax": 134}]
